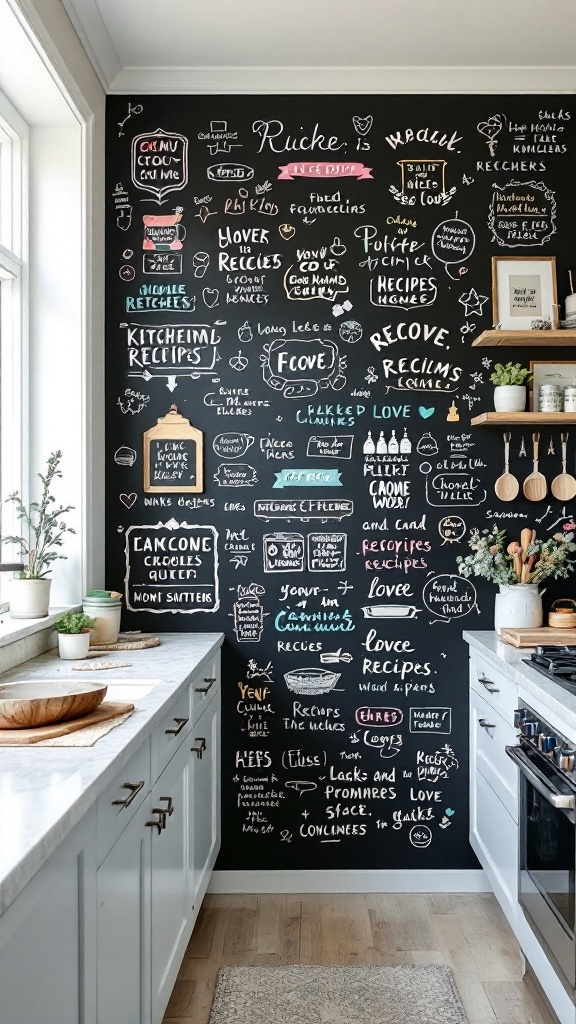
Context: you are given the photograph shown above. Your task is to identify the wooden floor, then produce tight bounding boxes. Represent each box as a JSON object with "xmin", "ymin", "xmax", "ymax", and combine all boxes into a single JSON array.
[{"xmin": 162, "ymin": 893, "xmax": 558, "ymax": 1024}]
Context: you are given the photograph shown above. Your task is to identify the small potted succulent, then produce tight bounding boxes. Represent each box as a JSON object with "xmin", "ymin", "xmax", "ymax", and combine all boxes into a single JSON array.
[
  {"xmin": 1, "ymin": 451, "xmax": 75, "ymax": 618},
  {"xmin": 489, "ymin": 361, "xmax": 531, "ymax": 412},
  {"xmin": 54, "ymin": 612, "xmax": 96, "ymax": 661}
]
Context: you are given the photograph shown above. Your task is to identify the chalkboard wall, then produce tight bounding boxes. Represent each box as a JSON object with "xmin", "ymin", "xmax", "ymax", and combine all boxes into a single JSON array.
[{"xmin": 106, "ymin": 95, "xmax": 576, "ymax": 871}]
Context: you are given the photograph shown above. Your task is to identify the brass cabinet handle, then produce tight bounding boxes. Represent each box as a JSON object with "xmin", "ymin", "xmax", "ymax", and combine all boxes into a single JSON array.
[
  {"xmin": 158, "ymin": 795, "xmax": 174, "ymax": 816},
  {"xmin": 165, "ymin": 716, "xmax": 189, "ymax": 736},
  {"xmin": 112, "ymin": 780, "xmax": 145, "ymax": 808},
  {"xmin": 191, "ymin": 737, "xmax": 207, "ymax": 759},
  {"xmin": 146, "ymin": 808, "xmax": 167, "ymax": 834},
  {"xmin": 478, "ymin": 718, "xmax": 496, "ymax": 730},
  {"xmin": 195, "ymin": 677, "xmax": 216, "ymax": 694},
  {"xmin": 145, "ymin": 809, "xmax": 166, "ymax": 834}
]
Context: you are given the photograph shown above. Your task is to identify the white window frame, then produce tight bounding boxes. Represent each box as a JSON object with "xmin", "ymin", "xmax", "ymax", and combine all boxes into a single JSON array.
[{"xmin": 0, "ymin": 91, "xmax": 28, "ymax": 599}]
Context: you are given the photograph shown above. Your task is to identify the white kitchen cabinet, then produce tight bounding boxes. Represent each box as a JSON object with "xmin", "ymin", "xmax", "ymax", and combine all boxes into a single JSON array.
[
  {"xmin": 0, "ymin": 814, "xmax": 97, "ymax": 1024},
  {"xmin": 469, "ymin": 656, "xmax": 519, "ymax": 930},
  {"xmin": 97, "ymin": 798, "xmax": 151, "ymax": 1024},
  {"xmin": 191, "ymin": 691, "xmax": 221, "ymax": 909},
  {"xmin": 150, "ymin": 738, "xmax": 191, "ymax": 1024}
]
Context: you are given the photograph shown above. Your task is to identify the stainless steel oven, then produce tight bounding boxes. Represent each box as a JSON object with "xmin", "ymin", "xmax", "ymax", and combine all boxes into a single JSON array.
[{"xmin": 506, "ymin": 704, "xmax": 576, "ymax": 997}]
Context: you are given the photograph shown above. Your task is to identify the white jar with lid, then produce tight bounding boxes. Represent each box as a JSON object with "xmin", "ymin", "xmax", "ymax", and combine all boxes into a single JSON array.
[{"xmin": 82, "ymin": 591, "xmax": 122, "ymax": 644}]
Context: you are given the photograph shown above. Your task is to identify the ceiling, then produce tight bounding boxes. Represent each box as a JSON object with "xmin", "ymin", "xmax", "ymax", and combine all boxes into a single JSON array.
[{"xmin": 60, "ymin": 0, "xmax": 576, "ymax": 94}]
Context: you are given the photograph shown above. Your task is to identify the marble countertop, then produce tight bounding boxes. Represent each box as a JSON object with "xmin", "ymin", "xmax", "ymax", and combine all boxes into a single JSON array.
[
  {"xmin": 464, "ymin": 630, "xmax": 576, "ymax": 734},
  {"xmin": 0, "ymin": 632, "xmax": 223, "ymax": 916}
]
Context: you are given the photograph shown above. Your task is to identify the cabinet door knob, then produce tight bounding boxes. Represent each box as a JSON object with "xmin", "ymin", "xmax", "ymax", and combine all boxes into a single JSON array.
[
  {"xmin": 145, "ymin": 809, "xmax": 166, "ymax": 834},
  {"xmin": 112, "ymin": 780, "xmax": 145, "ymax": 808},
  {"xmin": 165, "ymin": 717, "xmax": 189, "ymax": 736},
  {"xmin": 191, "ymin": 737, "xmax": 207, "ymax": 758},
  {"xmin": 478, "ymin": 718, "xmax": 496, "ymax": 730},
  {"xmin": 158, "ymin": 795, "xmax": 174, "ymax": 816}
]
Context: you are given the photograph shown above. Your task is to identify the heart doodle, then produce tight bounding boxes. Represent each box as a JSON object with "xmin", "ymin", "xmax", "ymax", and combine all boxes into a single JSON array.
[
  {"xmin": 203, "ymin": 287, "xmax": 219, "ymax": 308},
  {"xmin": 419, "ymin": 406, "xmax": 435, "ymax": 420},
  {"xmin": 353, "ymin": 115, "xmax": 373, "ymax": 136},
  {"xmin": 119, "ymin": 492, "xmax": 137, "ymax": 509},
  {"xmin": 445, "ymin": 807, "xmax": 455, "ymax": 817},
  {"xmin": 477, "ymin": 115, "xmax": 503, "ymax": 140},
  {"xmin": 279, "ymin": 223, "xmax": 295, "ymax": 240}
]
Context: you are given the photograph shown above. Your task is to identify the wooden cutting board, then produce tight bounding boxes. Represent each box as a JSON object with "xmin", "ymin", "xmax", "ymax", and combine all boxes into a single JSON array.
[
  {"xmin": 499, "ymin": 627, "xmax": 576, "ymax": 648},
  {"xmin": 0, "ymin": 701, "xmax": 134, "ymax": 745}
]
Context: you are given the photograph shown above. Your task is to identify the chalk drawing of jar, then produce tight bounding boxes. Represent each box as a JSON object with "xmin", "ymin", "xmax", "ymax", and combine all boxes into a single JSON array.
[{"xmin": 143, "ymin": 208, "xmax": 186, "ymax": 250}]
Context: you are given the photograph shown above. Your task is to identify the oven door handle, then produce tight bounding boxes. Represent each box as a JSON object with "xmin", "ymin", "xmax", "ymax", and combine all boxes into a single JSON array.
[{"xmin": 505, "ymin": 745, "xmax": 576, "ymax": 810}]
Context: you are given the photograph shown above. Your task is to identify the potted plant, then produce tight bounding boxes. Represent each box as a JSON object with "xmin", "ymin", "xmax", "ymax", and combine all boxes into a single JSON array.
[
  {"xmin": 1, "ymin": 451, "xmax": 75, "ymax": 618},
  {"xmin": 54, "ymin": 612, "xmax": 96, "ymax": 660},
  {"xmin": 489, "ymin": 361, "xmax": 531, "ymax": 412},
  {"xmin": 456, "ymin": 525, "xmax": 576, "ymax": 632}
]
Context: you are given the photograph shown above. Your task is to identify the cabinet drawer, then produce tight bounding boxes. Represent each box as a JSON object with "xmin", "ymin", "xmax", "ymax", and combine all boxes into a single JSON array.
[
  {"xmin": 96, "ymin": 739, "xmax": 151, "ymax": 865},
  {"xmin": 474, "ymin": 770, "xmax": 519, "ymax": 915},
  {"xmin": 470, "ymin": 650, "xmax": 518, "ymax": 725},
  {"xmin": 191, "ymin": 655, "xmax": 220, "ymax": 724},
  {"xmin": 151, "ymin": 687, "xmax": 193, "ymax": 779},
  {"xmin": 471, "ymin": 687, "xmax": 518, "ymax": 821}
]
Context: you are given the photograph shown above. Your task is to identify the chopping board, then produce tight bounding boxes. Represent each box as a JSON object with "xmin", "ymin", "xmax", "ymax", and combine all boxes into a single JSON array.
[
  {"xmin": 499, "ymin": 627, "xmax": 576, "ymax": 648},
  {"xmin": 0, "ymin": 701, "xmax": 134, "ymax": 745}
]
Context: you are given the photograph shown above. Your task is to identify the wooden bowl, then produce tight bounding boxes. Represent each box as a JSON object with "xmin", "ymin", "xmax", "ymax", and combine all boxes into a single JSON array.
[{"xmin": 0, "ymin": 680, "xmax": 108, "ymax": 729}]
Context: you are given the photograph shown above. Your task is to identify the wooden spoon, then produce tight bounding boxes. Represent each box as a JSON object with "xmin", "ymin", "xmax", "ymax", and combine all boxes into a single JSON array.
[
  {"xmin": 494, "ymin": 432, "xmax": 519, "ymax": 501},
  {"xmin": 523, "ymin": 433, "xmax": 547, "ymax": 501},
  {"xmin": 551, "ymin": 433, "xmax": 576, "ymax": 500}
]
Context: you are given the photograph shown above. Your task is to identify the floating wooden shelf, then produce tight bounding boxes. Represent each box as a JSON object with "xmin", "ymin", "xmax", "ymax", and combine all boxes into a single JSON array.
[
  {"xmin": 472, "ymin": 330, "xmax": 576, "ymax": 347},
  {"xmin": 471, "ymin": 412, "xmax": 576, "ymax": 426}
]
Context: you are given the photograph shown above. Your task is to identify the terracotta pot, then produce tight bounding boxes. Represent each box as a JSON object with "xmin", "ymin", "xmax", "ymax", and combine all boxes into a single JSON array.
[{"xmin": 9, "ymin": 578, "xmax": 51, "ymax": 619}]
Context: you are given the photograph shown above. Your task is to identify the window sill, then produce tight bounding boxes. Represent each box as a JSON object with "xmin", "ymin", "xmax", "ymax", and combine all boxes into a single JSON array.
[{"xmin": 0, "ymin": 606, "xmax": 81, "ymax": 650}]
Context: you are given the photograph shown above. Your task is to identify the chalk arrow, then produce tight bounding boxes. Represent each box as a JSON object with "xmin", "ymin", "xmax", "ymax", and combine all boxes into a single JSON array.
[{"xmin": 166, "ymin": 375, "xmax": 178, "ymax": 392}]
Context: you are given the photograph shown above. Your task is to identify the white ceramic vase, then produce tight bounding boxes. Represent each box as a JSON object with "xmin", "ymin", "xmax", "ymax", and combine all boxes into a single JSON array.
[
  {"xmin": 57, "ymin": 630, "xmax": 91, "ymax": 660},
  {"xmin": 494, "ymin": 385, "xmax": 526, "ymax": 412},
  {"xmin": 9, "ymin": 578, "xmax": 51, "ymax": 619},
  {"xmin": 494, "ymin": 583, "xmax": 543, "ymax": 634}
]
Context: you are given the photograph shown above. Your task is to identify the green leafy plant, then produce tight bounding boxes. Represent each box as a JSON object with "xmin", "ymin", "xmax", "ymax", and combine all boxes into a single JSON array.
[
  {"xmin": 54, "ymin": 612, "xmax": 95, "ymax": 635},
  {"xmin": 456, "ymin": 525, "xmax": 576, "ymax": 586},
  {"xmin": 489, "ymin": 362, "xmax": 532, "ymax": 386},
  {"xmin": 1, "ymin": 451, "xmax": 75, "ymax": 579}
]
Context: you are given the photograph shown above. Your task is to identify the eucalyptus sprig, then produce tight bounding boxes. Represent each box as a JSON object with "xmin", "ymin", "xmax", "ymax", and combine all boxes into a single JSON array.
[{"xmin": 1, "ymin": 451, "xmax": 75, "ymax": 579}]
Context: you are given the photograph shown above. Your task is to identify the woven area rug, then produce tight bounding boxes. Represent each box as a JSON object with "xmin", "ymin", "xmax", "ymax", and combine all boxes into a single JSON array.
[{"xmin": 208, "ymin": 965, "xmax": 468, "ymax": 1024}]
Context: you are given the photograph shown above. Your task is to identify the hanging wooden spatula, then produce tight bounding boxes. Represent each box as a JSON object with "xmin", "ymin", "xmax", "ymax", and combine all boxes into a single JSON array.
[
  {"xmin": 551, "ymin": 433, "xmax": 576, "ymax": 501},
  {"xmin": 494, "ymin": 432, "xmax": 519, "ymax": 501},
  {"xmin": 523, "ymin": 432, "xmax": 547, "ymax": 501}
]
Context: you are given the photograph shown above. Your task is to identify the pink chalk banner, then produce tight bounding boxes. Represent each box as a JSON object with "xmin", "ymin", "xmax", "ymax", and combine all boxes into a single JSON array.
[{"xmin": 278, "ymin": 162, "xmax": 373, "ymax": 180}]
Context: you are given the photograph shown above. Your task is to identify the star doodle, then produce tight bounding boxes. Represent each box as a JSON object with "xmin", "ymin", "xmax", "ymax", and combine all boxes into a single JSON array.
[
  {"xmin": 482, "ymin": 357, "xmax": 492, "ymax": 369},
  {"xmin": 459, "ymin": 288, "xmax": 489, "ymax": 318}
]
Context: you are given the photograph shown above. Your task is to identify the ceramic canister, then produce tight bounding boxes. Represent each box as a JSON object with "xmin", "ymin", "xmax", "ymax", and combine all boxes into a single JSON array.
[
  {"xmin": 82, "ymin": 594, "xmax": 122, "ymax": 644},
  {"xmin": 539, "ymin": 385, "xmax": 562, "ymax": 412},
  {"xmin": 564, "ymin": 386, "xmax": 576, "ymax": 412}
]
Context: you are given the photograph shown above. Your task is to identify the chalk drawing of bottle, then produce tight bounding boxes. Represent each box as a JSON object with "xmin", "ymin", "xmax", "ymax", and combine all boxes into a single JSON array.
[
  {"xmin": 376, "ymin": 431, "xmax": 387, "ymax": 454},
  {"xmin": 363, "ymin": 431, "xmax": 375, "ymax": 455},
  {"xmin": 388, "ymin": 429, "xmax": 399, "ymax": 454},
  {"xmin": 400, "ymin": 429, "xmax": 412, "ymax": 454}
]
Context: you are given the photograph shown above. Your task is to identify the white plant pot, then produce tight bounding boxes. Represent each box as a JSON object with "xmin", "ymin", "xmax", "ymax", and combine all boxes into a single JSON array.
[
  {"xmin": 57, "ymin": 630, "xmax": 91, "ymax": 661},
  {"xmin": 494, "ymin": 583, "xmax": 543, "ymax": 634},
  {"xmin": 494, "ymin": 385, "xmax": 526, "ymax": 412},
  {"xmin": 8, "ymin": 578, "xmax": 51, "ymax": 619}
]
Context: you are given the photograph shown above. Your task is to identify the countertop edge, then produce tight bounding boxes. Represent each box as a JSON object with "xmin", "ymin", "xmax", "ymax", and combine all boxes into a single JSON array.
[{"xmin": 0, "ymin": 633, "xmax": 224, "ymax": 917}]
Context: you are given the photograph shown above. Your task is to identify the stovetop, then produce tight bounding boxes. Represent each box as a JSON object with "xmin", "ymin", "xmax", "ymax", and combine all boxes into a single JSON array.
[{"xmin": 524, "ymin": 646, "xmax": 576, "ymax": 697}]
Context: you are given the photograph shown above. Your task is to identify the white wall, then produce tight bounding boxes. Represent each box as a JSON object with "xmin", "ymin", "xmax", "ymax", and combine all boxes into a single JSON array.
[{"xmin": 10, "ymin": 0, "xmax": 106, "ymax": 597}]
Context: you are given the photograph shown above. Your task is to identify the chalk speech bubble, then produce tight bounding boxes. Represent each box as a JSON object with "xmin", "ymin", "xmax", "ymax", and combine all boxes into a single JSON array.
[
  {"xmin": 285, "ymin": 781, "xmax": 317, "ymax": 795},
  {"xmin": 438, "ymin": 515, "xmax": 466, "ymax": 545},
  {"xmin": 432, "ymin": 216, "xmax": 475, "ymax": 279},
  {"xmin": 422, "ymin": 573, "xmax": 478, "ymax": 624},
  {"xmin": 214, "ymin": 463, "xmax": 258, "ymax": 487},
  {"xmin": 213, "ymin": 432, "xmax": 255, "ymax": 459}
]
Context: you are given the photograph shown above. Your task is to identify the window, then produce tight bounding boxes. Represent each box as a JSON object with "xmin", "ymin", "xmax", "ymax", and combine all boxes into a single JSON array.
[{"xmin": 0, "ymin": 93, "xmax": 26, "ymax": 599}]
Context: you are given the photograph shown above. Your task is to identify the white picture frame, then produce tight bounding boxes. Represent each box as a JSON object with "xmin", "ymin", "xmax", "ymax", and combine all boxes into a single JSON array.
[{"xmin": 492, "ymin": 256, "xmax": 558, "ymax": 330}]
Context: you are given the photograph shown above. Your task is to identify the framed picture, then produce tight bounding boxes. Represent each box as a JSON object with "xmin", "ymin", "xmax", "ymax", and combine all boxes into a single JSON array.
[
  {"xmin": 492, "ymin": 256, "xmax": 558, "ymax": 330},
  {"xmin": 530, "ymin": 360, "xmax": 576, "ymax": 410}
]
